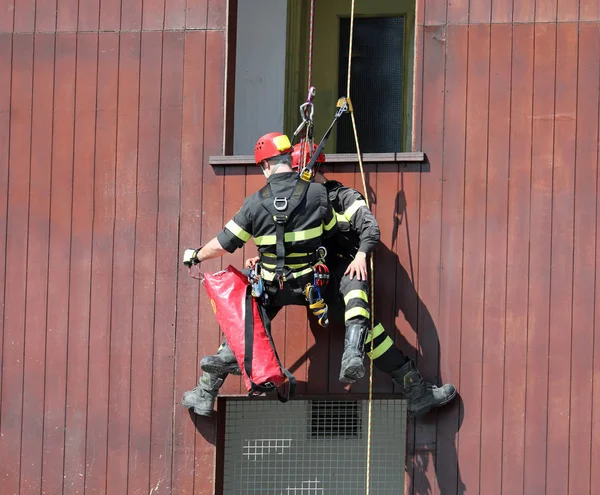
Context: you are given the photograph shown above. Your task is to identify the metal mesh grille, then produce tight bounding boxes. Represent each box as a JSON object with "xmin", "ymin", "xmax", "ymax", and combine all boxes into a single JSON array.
[
  {"xmin": 223, "ymin": 399, "xmax": 407, "ymax": 494},
  {"xmin": 337, "ymin": 16, "xmax": 405, "ymax": 153}
]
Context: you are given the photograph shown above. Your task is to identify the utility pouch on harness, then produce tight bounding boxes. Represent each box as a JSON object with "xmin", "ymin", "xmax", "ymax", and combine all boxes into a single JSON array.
[{"xmin": 203, "ymin": 266, "xmax": 296, "ymax": 402}]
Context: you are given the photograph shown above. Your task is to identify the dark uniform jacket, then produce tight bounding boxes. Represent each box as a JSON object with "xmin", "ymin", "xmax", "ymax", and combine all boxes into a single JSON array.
[
  {"xmin": 217, "ymin": 172, "xmax": 337, "ymax": 283},
  {"xmin": 323, "ymin": 180, "xmax": 380, "ymax": 259}
]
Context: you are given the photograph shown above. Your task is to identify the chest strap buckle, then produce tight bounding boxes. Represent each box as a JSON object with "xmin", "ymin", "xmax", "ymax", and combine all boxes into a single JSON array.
[{"xmin": 273, "ymin": 197, "xmax": 288, "ymax": 211}]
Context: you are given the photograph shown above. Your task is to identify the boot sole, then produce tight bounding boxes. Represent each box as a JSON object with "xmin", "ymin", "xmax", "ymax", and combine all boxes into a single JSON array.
[
  {"xmin": 200, "ymin": 361, "xmax": 242, "ymax": 376},
  {"xmin": 409, "ymin": 388, "xmax": 458, "ymax": 417},
  {"xmin": 339, "ymin": 363, "xmax": 365, "ymax": 384}
]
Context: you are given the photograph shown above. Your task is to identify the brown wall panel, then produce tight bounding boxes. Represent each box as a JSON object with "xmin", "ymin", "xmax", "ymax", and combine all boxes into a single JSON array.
[
  {"xmin": 56, "ymin": 0, "xmax": 78, "ymax": 32},
  {"xmin": 127, "ymin": 30, "xmax": 162, "ymax": 495},
  {"xmin": 502, "ymin": 23, "xmax": 534, "ymax": 495},
  {"xmin": 570, "ymin": 22, "xmax": 599, "ymax": 495},
  {"xmin": 78, "ymin": 0, "xmax": 99, "ymax": 32},
  {"xmin": 85, "ymin": 31, "xmax": 119, "ymax": 495},
  {"xmin": 524, "ymin": 22, "xmax": 556, "ymax": 495},
  {"xmin": 100, "ymin": 0, "xmax": 122, "ymax": 32},
  {"xmin": 536, "ymin": 0, "xmax": 558, "ymax": 22},
  {"xmin": 35, "ymin": 0, "xmax": 57, "ymax": 32},
  {"xmin": 186, "ymin": 0, "xmax": 208, "ymax": 30},
  {"xmin": 479, "ymin": 23, "xmax": 511, "ymax": 495},
  {"xmin": 469, "ymin": 0, "xmax": 492, "ymax": 24},
  {"xmin": 20, "ymin": 32, "xmax": 54, "ymax": 495},
  {"xmin": 63, "ymin": 31, "xmax": 98, "ymax": 495},
  {"xmin": 513, "ymin": 0, "xmax": 536, "ymax": 22},
  {"xmin": 149, "ymin": 30, "xmax": 185, "ymax": 495},
  {"xmin": 546, "ymin": 21, "xmax": 577, "ymax": 495},
  {"xmin": 14, "ymin": 0, "xmax": 35, "ymax": 32},
  {"xmin": 0, "ymin": 33, "xmax": 33, "ymax": 495},
  {"xmin": 172, "ymin": 29, "xmax": 207, "ymax": 494},
  {"xmin": 491, "ymin": 0, "xmax": 513, "ymax": 23},
  {"xmin": 121, "ymin": 0, "xmax": 143, "ymax": 31},
  {"xmin": 580, "ymin": 0, "xmax": 600, "ymax": 20},
  {"xmin": 105, "ymin": 31, "xmax": 141, "ymax": 495},
  {"xmin": 458, "ymin": 23, "xmax": 490, "ymax": 495},
  {"xmin": 0, "ymin": 0, "xmax": 13, "ymax": 32},
  {"xmin": 165, "ymin": 0, "xmax": 187, "ymax": 30},
  {"xmin": 142, "ymin": 0, "xmax": 166, "ymax": 31}
]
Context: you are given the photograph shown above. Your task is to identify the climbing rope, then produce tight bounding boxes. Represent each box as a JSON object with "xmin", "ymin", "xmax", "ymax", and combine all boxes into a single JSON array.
[
  {"xmin": 307, "ymin": 0, "xmax": 315, "ymax": 89},
  {"xmin": 344, "ymin": 1, "xmax": 376, "ymax": 494}
]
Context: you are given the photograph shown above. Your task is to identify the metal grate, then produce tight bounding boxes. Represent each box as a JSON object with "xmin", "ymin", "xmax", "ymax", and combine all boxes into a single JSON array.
[
  {"xmin": 337, "ymin": 16, "xmax": 405, "ymax": 153},
  {"xmin": 222, "ymin": 399, "xmax": 407, "ymax": 494}
]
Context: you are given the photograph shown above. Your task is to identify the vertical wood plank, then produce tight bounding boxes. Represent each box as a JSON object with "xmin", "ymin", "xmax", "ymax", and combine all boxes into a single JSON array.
[
  {"xmin": 536, "ymin": 0, "xmax": 558, "ymax": 21},
  {"xmin": 121, "ymin": 0, "xmax": 142, "ymax": 31},
  {"xmin": 436, "ymin": 22, "xmax": 469, "ymax": 495},
  {"xmin": 0, "ymin": 0, "xmax": 14, "ymax": 32},
  {"xmin": 186, "ymin": 0, "xmax": 208, "ymax": 30},
  {"xmin": 457, "ymin": 23, "xmax": 490, "ymax": 495},
  {"xmin": 491, "ymin": 0, "xmax": 513, "ymax": 23},
  {"xmin": 57, "ymin": 0, "xmax": 78, "ymax": 32},
  {"xmin": 14, "ymin": 0, "xmax": 35, "ymax": 33},
  {"xmin": 569, "ymin": 22, "xmax": 599, "ymax": 495},
  {"xmin": 142, "ymin": 0, "xmax": 166, "ymax": 31},
  {"xmin": 447, "ymin": 0, "xmax": 468, "ymax": 24},
  {"xmin": 469, "ymin": 0, "xmax": 492, "ymax": 24},
  {"xmin": 0, "ymin": 33, "xmax": 32, "ymax": 495},
  {"xmin": 501, "ymin": 23, "xmax": 534, "ymax": 495},
  {"xmin": 99, "ymin": 0, "xmax": 121, "ymax": 32},
  {"xmin": 424, "ymin": 0, "xmax": 447, "ymax": 26},
  {"xmin": 407, "ymin": 22, "xmax": 445, "ymax": 495},
  {"xmin": 479, "ymin": 23, "xmax": 511, "ymax": 495},
  {"xmin": 149, "ymin": 30, "xmax": 184, "ymax": 495},
  {"xmin": 164, "ymin": 0, "xmax": 186, "ymax": 30},
  {"xmin": 207, "ymin": 0, "xmax": 227, "ymax": 30},
  {"xmin": 41, "ymin": 31, "xmax": 76, "ymax": 495},
  {"xmin": 580, "ymin": 0, "xmax": 600, "ymax": 20},
  {"xmin": 105, "ymin": 31, "xmax": 140, "ymax": 495},
  {"xmin": 35, "ymin": 0, "xmax": 57, "ymax": 32},
  {"xmin": 84, "ymin": 31, "xmax": 119, "ymax": 495},
  {"xmin": 546, "ymin": 21, "xmax": 577, "ymax": 495},
  {"xmin": 195, "ymin": 29, "xmax": 225, "ymax": 494},
  {"xmin": 513, "ymin": 0, "xmax": 536, "ymax": 22},
  {"xmin": 557, "ymin": 0, "xmax": 579, "ymax": 20},
  {"xmin": 523, "ymin": 22, "xmax": 556, "ymax": 495},
  {"xmin": 127, "ymin": 30, "xmax": 162, "ymax": 495},
  {"xmin": 63, "ymin": 31, "xmax": 97, "ymax": 495},
  {"xmin": 19, "ymin": 32, "xmax": 54, "ymax": 495},
  {"xmin": 0, "ymin": 33, "xmax": 11, "ymax": 441},
  {"xmin": 172, "ymin": 29, "xmax": 206, "ymax": 494},
  {"xmin": 78, "ymin": 0, "xmax": 99, "ymax": 32}
]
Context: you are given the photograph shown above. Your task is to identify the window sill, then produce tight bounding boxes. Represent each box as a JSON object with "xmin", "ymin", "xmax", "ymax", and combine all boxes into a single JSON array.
[{"xmin": 209, "ymin": 152, "xmax": 425, "ymax": 166}]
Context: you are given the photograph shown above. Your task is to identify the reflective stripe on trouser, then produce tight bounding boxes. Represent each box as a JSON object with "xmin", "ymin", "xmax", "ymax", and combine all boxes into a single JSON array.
[
  {"xmin": 339, "ymin": 273, "xmax": 370, "ymax": 324},
  {"xmin": 364, "ymin": 322, "xmax": 409, "ymax": 373}
]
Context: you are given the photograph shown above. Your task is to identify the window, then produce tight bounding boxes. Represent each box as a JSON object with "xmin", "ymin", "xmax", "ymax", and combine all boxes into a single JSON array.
[{"xmin": 228, "ymin": 0, "xmax": 416, "ymax": 155}]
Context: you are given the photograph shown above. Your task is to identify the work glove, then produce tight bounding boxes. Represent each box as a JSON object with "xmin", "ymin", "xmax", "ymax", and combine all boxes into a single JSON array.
[{"xmin": 182, "ymin": 248, "xmax": 201, "ymax": 268}]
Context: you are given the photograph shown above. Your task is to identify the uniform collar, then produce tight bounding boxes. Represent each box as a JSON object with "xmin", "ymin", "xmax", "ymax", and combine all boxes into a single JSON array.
[{"xmin": 267, "ymin": 171, "xmax": 298, "ymax": 184}]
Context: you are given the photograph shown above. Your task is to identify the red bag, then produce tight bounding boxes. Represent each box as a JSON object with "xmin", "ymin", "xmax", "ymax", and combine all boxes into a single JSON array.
[{"xmin": 203, "ymin": 265, "xmax": 294, "ymax": 399}]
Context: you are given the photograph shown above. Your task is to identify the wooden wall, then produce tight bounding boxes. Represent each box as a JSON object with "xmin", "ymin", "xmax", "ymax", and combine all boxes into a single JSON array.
[{"xmin": 1, "ymin": 0, "xmax": 599, "ymax": 494}]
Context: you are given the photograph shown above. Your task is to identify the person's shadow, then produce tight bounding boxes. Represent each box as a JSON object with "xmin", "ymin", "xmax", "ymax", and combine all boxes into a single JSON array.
[{"xmin": 298, "ymin": 173, "xmax": 466, "ymax": 494}]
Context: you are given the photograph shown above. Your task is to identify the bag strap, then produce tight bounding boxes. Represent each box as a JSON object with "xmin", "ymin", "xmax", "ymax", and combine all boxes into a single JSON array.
[{"xmin": 243, "ymin": 286, "xmax": 296, "ymax": 402}]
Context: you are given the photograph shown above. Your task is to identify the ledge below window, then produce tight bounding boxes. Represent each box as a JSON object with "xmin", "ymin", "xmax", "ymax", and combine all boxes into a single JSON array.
[{"xmin": 209, "ymin": 152, "xmax": 425, "ymax": 166}]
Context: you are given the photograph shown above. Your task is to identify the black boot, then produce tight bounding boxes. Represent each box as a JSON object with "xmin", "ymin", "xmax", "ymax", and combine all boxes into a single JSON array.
[
  {"xmin": 200, "ymin": 340, "xmax": 241, "ymax": 376},
  {"xmin": 339, "ymin": 323, "xmax": 368, "ymax": 383},
  {"xmin": 391, "ymin": 360, "xmax": 457, "ymax": 417},
  {"xmin": 181, "ymin": 372, "xmax": 225, "ymax": 417}
]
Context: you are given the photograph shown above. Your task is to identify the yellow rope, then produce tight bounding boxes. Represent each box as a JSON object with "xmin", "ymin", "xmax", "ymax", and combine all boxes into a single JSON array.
[{"xmin": 345, "ymin": 2, "xmax": 375, "ymax": 494}]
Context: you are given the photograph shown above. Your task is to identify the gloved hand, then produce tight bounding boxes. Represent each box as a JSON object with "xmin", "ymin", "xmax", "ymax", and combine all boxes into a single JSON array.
[{"xmin": 182, "ymin": 248, "xmax": 200, "ymax": 268}]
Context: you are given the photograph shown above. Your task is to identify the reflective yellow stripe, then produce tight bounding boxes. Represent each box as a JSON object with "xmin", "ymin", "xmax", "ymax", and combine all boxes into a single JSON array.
[
  {"xmin": 365, "ymin": 322, "xmax": 385, "ymax": 343},
  {"xmin": 343, "ymin": 289, "xmax": 369, "ymax": 305},
  {"xmin": 261, "ymin": 266, "xmax": 314, "ymax": 281},
  {"xmin": 344, "ymin": 200, "xmax": 367, "ymax": 221},
  {"xmin": 344, "ymin": 307, "xmax": 370, "ymax": 322},
  {"xmin": 262, "ymin": 262, "xmax": 308, "ymax": 270},
  {"xmin": 225, "ymin": 220, "xmax": 251, "ymax": 242},
  {"xmin": 336, "ymin": 212, "xmax": 349, "ymax": 223},
  {"xmin": 323, "ymin": 214, "xmax": 337, "ymax": 231},
  {"xmin": 254, "ymin": 225, "xmax": 324, "ymax": 246},
  {"xmin": 367, "ymin": 336, "xmax": 394, "ymax": 360},
  {"xmin": 261, "ymin": 252, "xmax": 310, "ymax": 258}
]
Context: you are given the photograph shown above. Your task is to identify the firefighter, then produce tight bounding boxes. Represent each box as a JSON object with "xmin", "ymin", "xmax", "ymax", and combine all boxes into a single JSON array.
[
  {"xmin": 180, "ymin": 132, "xmax": 338, "ymax": 417},
  {"xmin": 193, "ymin": 144, "xmax": 456, "ymax": 417}
]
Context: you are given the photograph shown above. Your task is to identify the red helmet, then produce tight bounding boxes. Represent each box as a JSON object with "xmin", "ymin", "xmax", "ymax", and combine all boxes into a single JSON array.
[
  {"xmin": 291, "ymin": 142, "xmax": 326, "ymax": 170},
  {"xmin": 254, "ymin": 132, "xmax": 293, "ymax": 164}
]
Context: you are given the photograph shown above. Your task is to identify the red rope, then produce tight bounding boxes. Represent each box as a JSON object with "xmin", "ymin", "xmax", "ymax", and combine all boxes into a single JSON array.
[{"xmin": 307, "ymin": 0, "xmax": 315, "ymax": 89}]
